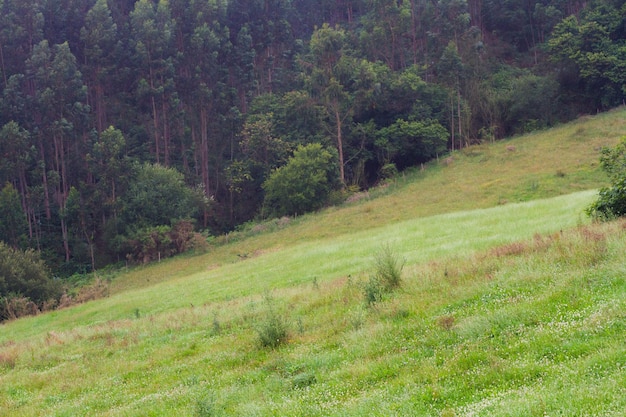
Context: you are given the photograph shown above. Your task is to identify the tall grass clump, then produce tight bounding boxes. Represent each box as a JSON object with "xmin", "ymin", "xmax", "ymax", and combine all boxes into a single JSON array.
[
  {"xmin": 364, "ymin": 244, "xmax": 405, "ymax": 304},
  {"xmin": 255, "ymin": 293, "xmax": 289, "ymax": 348},
  {"xmin": 194, "ymin": 394, "xmax": 218, "ymax": 417}
]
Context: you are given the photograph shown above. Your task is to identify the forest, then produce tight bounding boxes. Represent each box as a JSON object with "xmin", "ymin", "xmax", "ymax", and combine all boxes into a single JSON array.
[{"xmin": 0, "ymin": 0, "xmax": 625, "ymax": 278}]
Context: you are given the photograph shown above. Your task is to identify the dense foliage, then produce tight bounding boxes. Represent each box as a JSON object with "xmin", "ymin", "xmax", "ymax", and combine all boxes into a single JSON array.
[
  {"xmin": 0, "ymin": 241, "xmax": 61, "ymax": 320},
  {"xmin": 587, "ymin": 137, "xmax": 626, "ymax": 219},
  {"xmin": 0, "ymin": 0, "xmax": 624, "ymax": 275},
  {"xmin": 263, "ymin": 143, "xmax": 339, "ymax": 217}
]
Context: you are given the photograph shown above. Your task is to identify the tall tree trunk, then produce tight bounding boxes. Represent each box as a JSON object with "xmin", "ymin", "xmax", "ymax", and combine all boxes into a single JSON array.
[
  {"xmin": 200, "ymin": 106, "xmax": 211, "ymax": 202},
  {"xmin": 457, "ymin": 87, "xmax": 463, "ymax": 147},
  {"xmin": 450, "ymin": 93, "xmax": 455, "ymax": 151},
  {"xmin": 334, "ymin": 104, "xmax": 345, "ymax": 186},
  {"xmin": 38, "ymin": 137, "xmax": 51, "ymax": 219},
  {"xmin": 161, "ymin": 91, "xmax": 169, "ymax": 166},
  {"xmin": 151, "ymin": 94, "xmax": 160, "ymax": 164}
]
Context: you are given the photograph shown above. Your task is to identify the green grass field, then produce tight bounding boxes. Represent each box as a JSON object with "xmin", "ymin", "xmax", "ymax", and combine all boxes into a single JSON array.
[{"xmin": 1, "ymin": 108, "xmax": 625, "ymax": 416}]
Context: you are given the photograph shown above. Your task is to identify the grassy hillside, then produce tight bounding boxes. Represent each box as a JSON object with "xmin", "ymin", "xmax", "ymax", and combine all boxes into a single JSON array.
[{"xmin": 1, "ymin": 108, "xmax": 625, "ymax": 416}]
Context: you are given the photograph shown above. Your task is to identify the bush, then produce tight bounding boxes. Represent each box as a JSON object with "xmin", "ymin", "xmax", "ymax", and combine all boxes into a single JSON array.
[
  {"xmin": 379, "ymin": 163, "xmax": 398, "ymax": 181},
  {"xmin": 373, "ymin": 244, "xmax": 404, "ymax": 291},
  {"xmin": 255, "ymin": 294, "xmax": 288, "ymax": 349},
  {"xmin": 587, "ymin": 138, "xmax": 626, "ymax": 220},
  {"xmin": 0, "ymin": 242, "xmax": 61, "ymax": 316},
  {"xmin": 363, "ymin": 244, "xmax": 405, "ymax": 305},
  {"xmin": 194, "ymin": 394, "xmax": 217, "ymax": 417},
  {"xmin": 0, "ymin": 295, "xmax": 40, "ymax": 321}
]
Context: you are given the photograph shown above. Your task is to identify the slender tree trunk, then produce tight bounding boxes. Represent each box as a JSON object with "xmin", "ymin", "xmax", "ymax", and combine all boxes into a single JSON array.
[
  {"xmin": 410, "ymin": 0, "xmax": 419, "ymax": 66},
  {"xmin": 450, "ymin": 93, "xmax": 455, "ymax": 151},
  {"xmin": 61, "ymin": 215, "xmax": 70, "ymax": 262},
  {"xmin": 149, "ymin": 65, "xmax": 160, "ymax": 164},
  {"xmin": 17, "ymin": 170, "xmax": 33, "ymax": 239},
  {"xmin": 151, "ymin": 94, "xmax": 160, "ymax": 164},
  {"xmin": 0, "ymin": 41, "xmax": 7, "ymax": 88},
  {"xmin": 200, "ymin": 107, "xmax": 210, "ymax": 197},
  {"xmin": 38, "ymin": 137, "xmax": 51, "ymax": 219},
  {"xmin": 335, "ymin": 105, "xmax": 345, "ymax": 186},
  {"xmin": 457, "ymin": 87, "xmax": 463, "ymax": 147}
]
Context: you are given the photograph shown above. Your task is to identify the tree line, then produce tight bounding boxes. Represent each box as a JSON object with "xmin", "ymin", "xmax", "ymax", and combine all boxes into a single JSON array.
[{"xmin": 0, "ymin": 0, "xmax": 625, "ymax": 278}]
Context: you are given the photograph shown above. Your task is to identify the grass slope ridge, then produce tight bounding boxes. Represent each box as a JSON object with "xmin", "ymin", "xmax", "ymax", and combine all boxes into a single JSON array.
[{"xmin": 1, "ymin": 109, "xmax": 626, "ymax": 416}]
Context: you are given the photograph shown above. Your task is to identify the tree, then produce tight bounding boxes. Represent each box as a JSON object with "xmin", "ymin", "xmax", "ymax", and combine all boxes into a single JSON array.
[
  {"xmin": 122, "ymin": 163, "xmax": 203, "ymax": 229},
  {"xmin": 80, "ymin": 0, "xmax": 119, "ymax": 133},
  {"xmin": 548, "ymin": 5, "xmax": 626, "ymax": 111},
  {"xmin": 307, "ymin": 24, "xmax": 350, "ymax": 185},
  {"xmin": 263, "ymin": 143, "xmax": 339, "ymax": 217},
  {"xmin": 0, "ymin": 122, "xmax": 32, "ymax": 234},
  {"xmin": 437, "ymin": 40, "xmax": 466, "ymax": 150},
  {"xmin": 26, "ymin": 40, "xmax": 89, "ymax": 262},
  {"xmin": 89, "ymin": 126, "xmax": 130, "ymax": 219},
  {"xmin": 130, "ymin": 0, "xmax": 177, "ymax": 165},
  {"xmin": 0, "ymin": 183, "xmax": 28, "ymax": 248}
]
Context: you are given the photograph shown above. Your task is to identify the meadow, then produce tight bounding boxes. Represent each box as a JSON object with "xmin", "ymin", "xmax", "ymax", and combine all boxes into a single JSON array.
[{"xmin": 1, "ymin": 108, "xmax": 625, "ymax": 416}]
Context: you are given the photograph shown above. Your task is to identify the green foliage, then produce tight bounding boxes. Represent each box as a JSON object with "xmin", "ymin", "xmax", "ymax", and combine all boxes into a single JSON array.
[
  {"xmin": 587, "ymin": 137, "xmax": 626, "ymax": 219},
  {"xmin": 263, "ymin": 143, "xmax": 339, "ymax": 217},
  {"xmin": 373, "ymin": 244, "xmax": 405, "ymax": 291},
  {"xmin": 0, "ymin": 183, "xmax": 28, "ymax": 248},
  {"xmin": 122, "ymin": 163, "xmax": 202, "ymax": 229},
  {"xmin": 378, "ymin": 163, "xmax": 398, "ymax": 181},
  {"xmin": 548, "ymin": 4, "xmax": 626, "ymax": 110},
  {"xmin": 363, "ymin": 244, "xmax": 405, "ymax": 305},
  {"xmin": 122, "ymin": 219, "xmax": 204, "ymax": 264},
  {"xmin": 0, "ymin": 242, "xmax": 60, "ymax": 320},
  {"xmin": 255, "ymin": 294, "xmax": 289, "ymax": 349},
  {"xmin": 376, "ymin": 119, "xmax": 449, "ymax": 168},
  {"xmin": 194, "ymin": 392, "xmax": 219, "ymax": 417}
]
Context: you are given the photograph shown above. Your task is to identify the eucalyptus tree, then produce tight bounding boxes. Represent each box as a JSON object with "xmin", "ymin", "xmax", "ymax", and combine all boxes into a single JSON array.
[
  {"xmin": 0, "ymin": 0, "xmax": 45, "ymax": 81},
  {"xmin": 130, "ymin": 0, "xmax": 178, "ymax": 165},
  {"xmin": 227, "ymin": 0, "xmax": 298, "ymax": 94},
  {"xmin": 306, "ymin": 24, "xmax": 356, "ymax": 186},
  {"xmin": 358, "ymin": 0, "xmax": 411, "ymax": 70},
  {"xmin": 170, "ymin": 0, "xmax": 234, "ymax": 223},
  {"xmin": 25, "ymin": 40, "xmax": 89, "ymax": 261},
  {"xmin": 0, "ymin": 183, "xmax": 28, "ymax": 248},
  {"xmin": 80, "ymin": 0, "xmax": 119, "ymax": 133},
  {"xmin": 0, "ymin": 122, "xmax": 31, "ymax": 213},
  {"xmin": 437, "ymin": 41, "xmax": 466, "ymax": 149}
]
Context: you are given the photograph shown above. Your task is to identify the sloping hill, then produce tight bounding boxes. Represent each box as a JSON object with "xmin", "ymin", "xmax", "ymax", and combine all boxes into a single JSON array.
[{"xmin": 1, "ymin": 109, "xmax": 625, "ymax": 416}]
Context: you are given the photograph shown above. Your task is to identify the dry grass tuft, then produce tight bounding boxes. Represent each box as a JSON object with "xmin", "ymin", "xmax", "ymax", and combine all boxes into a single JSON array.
[
  {"xmin": 437, "ymin": 315, "xmax": 456, "ymax": 330},
  {"xmin": 0, "ymin": 344, "xmax": 19, "ymax": 369},
  {"xmin": 489, "ymin": 241, "xmax": 530, "ymax": 258}
]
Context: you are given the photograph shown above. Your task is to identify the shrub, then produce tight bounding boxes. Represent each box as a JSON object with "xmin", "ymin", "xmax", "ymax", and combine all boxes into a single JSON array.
[
  {"xmin": 363, "ymin": 244, "xmax": 405, "ymax": 305},
  {"xmin": 0, "ymin": 242, "xmax": 61, "ymax": 321},
  {"xmin": 255, "ymin": 294, "xmax": 288, "ymax": 349},
  {"xmin": 587, "ymin": 137, "xmax": 626, "ymax": 220},
  {"xmin": 292, "ymin": 372, "xmax": 317, "ymax": 389},
  {"xmin": 0, "ymin": 295, "xmax": 39, "ymax": 321},
  {"xmin": 363, "ymin": 276, "xmax": 385, "ymax": 305},
  {"xmin": 379, "ymin": 163, "xmax": 398, "ymax": 181},
  {"xmin": 194, "ymin": 394, "xmax": 217, "ymax": 417},
  {"xmin": 373, "ymin": 244, "xmax": 404, "ymax": 291}
]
